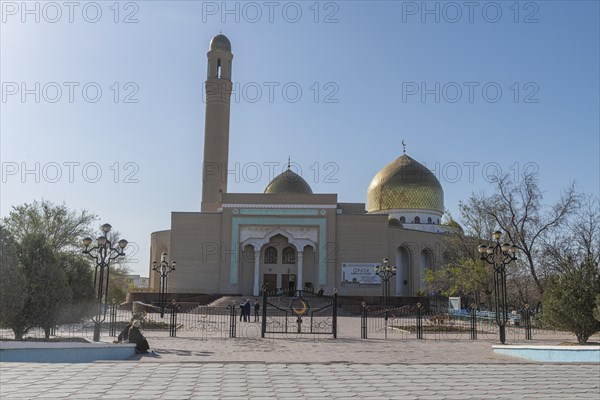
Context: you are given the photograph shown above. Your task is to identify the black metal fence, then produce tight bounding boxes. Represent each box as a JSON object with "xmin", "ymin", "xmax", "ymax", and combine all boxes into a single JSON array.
[
  {"xmin": 0, "ymin": 299, "xmax": 547, "ymax": 343},
  {"xmin": 360, "ymin": 303, "xmax": 538, "ymax": 342}
]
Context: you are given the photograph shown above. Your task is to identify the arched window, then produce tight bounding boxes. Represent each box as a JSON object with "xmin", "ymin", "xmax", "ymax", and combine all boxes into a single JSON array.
[
  {"xmin": 414, "ymin": 216, "xmax": 421, "ymax": 224},
  {"xmin": 399, "ymin": 216, "xmax": 406, "ymax": 223},
  {"xmin": 282, "ymin": 247, "xmax": 296, "ymax": 264},
  {"xmin": 427, "ymin": 217, "xmax": 432, "ymax": 224},
  {"xmin": 264, "ymin": 247, "xmax": 277, "ymax": 264}
]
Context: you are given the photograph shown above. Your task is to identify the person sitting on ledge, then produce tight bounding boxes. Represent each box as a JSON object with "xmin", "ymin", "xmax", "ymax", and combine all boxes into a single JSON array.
[
  {"xmin": 128, "ymin": 320, "xmax": 150, "ymax": 354},
  {"xmin": 117, "ymin": 321, "xmax": 132, "ymax": 343}
]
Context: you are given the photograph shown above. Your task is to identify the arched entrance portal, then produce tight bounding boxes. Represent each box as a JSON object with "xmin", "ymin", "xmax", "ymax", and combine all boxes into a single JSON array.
[
  {"xmin": 239, "ymin": 227, "xmax": 318, "ymax": 296},
  {"xmin": 260, "ymin": 234, "xmax": 297, "ymax": 294}
]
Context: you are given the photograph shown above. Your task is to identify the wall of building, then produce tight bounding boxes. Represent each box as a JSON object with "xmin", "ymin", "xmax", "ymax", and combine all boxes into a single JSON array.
[
  {"xmin": 335, "ymin": 214, "xmax": 388, "ymax": 296},
  {"xmin": 387, "ymin": 227, "xmax": 444, "ymax": 296},
  {"xmin": 168, "ymin": 212, "xmax": 223, "ymax": 293}
]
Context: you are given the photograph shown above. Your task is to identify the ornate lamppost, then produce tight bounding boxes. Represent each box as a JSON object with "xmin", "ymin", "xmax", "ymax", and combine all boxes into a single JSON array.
[
  {"xmin": 152, "ymin": 252, "xmax": 176, "ymax": 318},
  {"xmin": 478, "ymin": 230, "xmax": 518, "ymax": 344},
  {"xmin": 375, "ymin": 258, "xmax": 397, "ymax": 308},
  {"xmin": 82, "ymin": 223, "xmax": 128, "ymax": 342}
]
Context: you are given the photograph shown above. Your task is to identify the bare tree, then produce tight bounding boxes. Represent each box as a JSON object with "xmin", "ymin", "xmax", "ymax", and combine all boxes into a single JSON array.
[
  {"xmin": 542, "ymin": 195, "xmax": 600, "ymax": 274},
  {"xmin": 471, "ymin": 172, "xmax": 580, "ymax": 296}
]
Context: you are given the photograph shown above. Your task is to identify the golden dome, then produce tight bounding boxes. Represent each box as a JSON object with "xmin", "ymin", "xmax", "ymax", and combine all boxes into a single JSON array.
[
  {"xmin": 264, "ymin": 169, "xmax": 313, "ymax": 195},
  {"xmin": 367, "ymin": 154, "xmax": 444, "ymax": 213}
]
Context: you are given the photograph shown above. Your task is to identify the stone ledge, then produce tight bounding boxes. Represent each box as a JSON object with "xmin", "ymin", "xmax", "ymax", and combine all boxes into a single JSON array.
[
  {"xmin": 493, "ymin": 345, "xmax": 600, "ymax": 363},
  {"xmin": 0, "ymin": 341, "xmax": 136, "ymax": 363}
]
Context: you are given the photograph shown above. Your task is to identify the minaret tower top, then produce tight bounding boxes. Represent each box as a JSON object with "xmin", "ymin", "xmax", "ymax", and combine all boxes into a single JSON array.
[
  {"xmin": 201, "ymin": 34, "xmax": 234, "ymax": 212},
  {"xmin": 206, "ymin": 34, "xmax": 233, "ymax": 81}
]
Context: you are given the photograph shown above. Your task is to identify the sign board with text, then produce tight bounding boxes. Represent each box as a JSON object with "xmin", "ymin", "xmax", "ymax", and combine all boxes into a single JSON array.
[
  {"xmin": 341, "ymin": 263, "xmax": 381, "ymax": 284},
  {"xmin": 449, "ymin": 297, "xmax": 461, "ymax": 311}
]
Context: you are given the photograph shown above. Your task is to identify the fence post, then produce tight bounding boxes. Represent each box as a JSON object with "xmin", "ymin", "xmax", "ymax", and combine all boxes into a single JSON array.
[
  {"xmin": 261, "ymin": 285, "xmax": 267, "ymax": 338},
  {"xmin": 226, "ymin": 303, "xmax": 237, "ymax": 338},
  {"xmin": 109, "ymin": 301, "xmax": 117, "ymax": 337},
  {"xmin": 333, "ymin": 289, "xmax": 338, "ymax": 339},
  {"xmin": 169, "ymin": 301, "xmax": 178, "ymax": 337},
  {"xmin": 416, "ymin": 303, "xmax": 423, "ymax": 340},
  {"xmin": 384, "ymin": 310, "xmax": 389, "ymax": 340},
  {"xmin": 523, "ymin": 304, "xmax": 532, "ymax": 340},
  {"xmin": 469, "ymin": 304, "xmax": 477, "ymax": 340},
  {"xmin": 361, "ymin": 302, "xmax": 368, "ymax": 339}
]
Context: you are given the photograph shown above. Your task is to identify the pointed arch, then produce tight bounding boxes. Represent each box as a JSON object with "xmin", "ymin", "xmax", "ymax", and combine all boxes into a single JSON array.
[
  {"xmin": 282, "ymin": 246, "xmax": 296, "ymax": 264},
  {"xmin": 264, "ymin": 246, "xmax": 277, "ymax": 264},
  {"xmin": 395, "ymin": 245, "xmax": 412, "ymax": 296},
  {"xmin": 420, "ymin": 248, "xmax": 435, "ymax": 292}
]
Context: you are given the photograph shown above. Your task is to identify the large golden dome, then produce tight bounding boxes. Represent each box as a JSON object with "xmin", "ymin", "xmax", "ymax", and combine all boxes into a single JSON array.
[
  {"xmin": 264, "ymin": 169, "xmax": 313, "ymax": 195},
  {"xmin": 367, "ymin": 154, "xmax": 444, "ymax": 213}
]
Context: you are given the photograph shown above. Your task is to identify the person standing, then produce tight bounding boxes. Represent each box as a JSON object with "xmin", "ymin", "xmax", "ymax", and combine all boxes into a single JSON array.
[
  {"xmin": 243, "ymin": 299, "xmax": 251, "ymax": 322},
  {"xmin": 288, "ymin": 274, "xmax": 296, "ymax": 295},
  {"xmin": 254, "ymin": 299, "xmax": 260, "ymax": 322}
]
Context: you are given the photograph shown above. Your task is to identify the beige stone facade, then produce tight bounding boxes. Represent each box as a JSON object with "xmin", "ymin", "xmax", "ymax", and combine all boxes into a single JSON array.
[{"xmin": 149, "ymin": 35, "xmax": 448, "ymax": 299}]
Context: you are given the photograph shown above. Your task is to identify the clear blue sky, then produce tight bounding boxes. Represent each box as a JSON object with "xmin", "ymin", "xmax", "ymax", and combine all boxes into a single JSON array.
[{"xmin": 2, "ymin": 1, "xmax": 599, "ymax": 276}]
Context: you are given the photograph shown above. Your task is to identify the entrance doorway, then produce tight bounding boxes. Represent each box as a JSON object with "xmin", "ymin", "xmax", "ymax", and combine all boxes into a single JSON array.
[
  {"xmin": 282, "ymin": 274, "xmax": 297, "ymax": 293},
  {"xmin": 263, "ymin": 274, "xmax": 277, "ymax": 293}
]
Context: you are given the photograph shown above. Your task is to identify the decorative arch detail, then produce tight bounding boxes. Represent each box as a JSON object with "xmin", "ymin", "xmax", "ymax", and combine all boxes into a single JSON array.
[{"xmin": 240, "ymin": 226, "xmax": 317, "ymax": 253}]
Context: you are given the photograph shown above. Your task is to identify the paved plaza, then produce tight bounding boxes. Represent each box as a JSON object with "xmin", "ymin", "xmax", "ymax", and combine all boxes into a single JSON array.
[
  {"xmin": 2, "ymin": 362, "xmax": 599, "ymax": 399},
  {"xmin": 1, "ymin": 316, "xmax": 599, "ymax": 399}
]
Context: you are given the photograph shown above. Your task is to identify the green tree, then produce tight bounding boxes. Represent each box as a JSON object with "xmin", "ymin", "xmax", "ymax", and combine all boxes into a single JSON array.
[
  {"xmin": 425, "ymin": 258, "xmax": 493, "ymax": 307},
  {"xmin": 61, "ymin": 255, "xmax": 96, "ymax": 321},
  {"xmin": 107, "ymin": 264, "xmax": 132, "ymax": 304},
  {"xmin": 20, "ymin": 234, "xmax": 72, "ymax": 339},
  {"xmin": 425, "ymin": 201, "xmax": 497, "ymax": 308},
  {"xmin": 594, "ymin": 295, "xmax": 600, "ymax": 322},
  {"xmin": 2, "ymin": 201, "xmax": 98, "ymax": 339},
  {"xmin": 3, "ymin": 200, "xmax": 96, "ymax": 250},
  {"xmin": 542, "ymin": 258, "xmax": 600, "ymax": 343},
  {"xmin": 0, "ymin": 225, "xmax": 28, "ymax": 339}
]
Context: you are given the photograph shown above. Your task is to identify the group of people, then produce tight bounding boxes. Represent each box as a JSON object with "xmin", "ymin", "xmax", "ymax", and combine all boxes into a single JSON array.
[
  {"xmin": 240, "ymin": 299, "xmax": 260, "ymax": 322},
  {"xmin": 117, "ymin": 319, "xmax": 150, "ymax": 354}
]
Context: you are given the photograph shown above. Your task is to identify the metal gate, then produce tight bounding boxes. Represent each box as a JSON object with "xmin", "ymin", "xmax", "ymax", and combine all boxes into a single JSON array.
[{"xmin": 261, "ymin": 289, "xmax": 337, "ymax": 338}]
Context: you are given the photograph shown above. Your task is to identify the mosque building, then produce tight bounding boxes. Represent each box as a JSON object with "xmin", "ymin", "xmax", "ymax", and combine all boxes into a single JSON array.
[{"xmin": 148, "ymin": 34, "xmax": 449, "ymax": 300}]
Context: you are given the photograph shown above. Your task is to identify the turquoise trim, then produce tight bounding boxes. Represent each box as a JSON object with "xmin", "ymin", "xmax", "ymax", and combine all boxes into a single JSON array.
[
  {"xmin": 239, "ymin": 209, "xmax": 320, "ymax": 216},
  {"xmin": 230, "ymin": 216, "xmax": 327, "ymax": 286}
]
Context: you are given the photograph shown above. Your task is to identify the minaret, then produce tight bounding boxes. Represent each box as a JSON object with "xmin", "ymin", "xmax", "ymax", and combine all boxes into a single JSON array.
[{"xmin": 201, "ymin": 34, "xmax": 233, "ymax": 212}]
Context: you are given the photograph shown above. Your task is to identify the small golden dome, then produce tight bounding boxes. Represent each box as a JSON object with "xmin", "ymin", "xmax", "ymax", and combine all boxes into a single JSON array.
[
  {"xmin": 264, "ymin": 169, "xmax": 313, "ymax": 195},
  {"xmin": 367, "ymin": 154, "xmax": 444, "ymax": 213}
]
